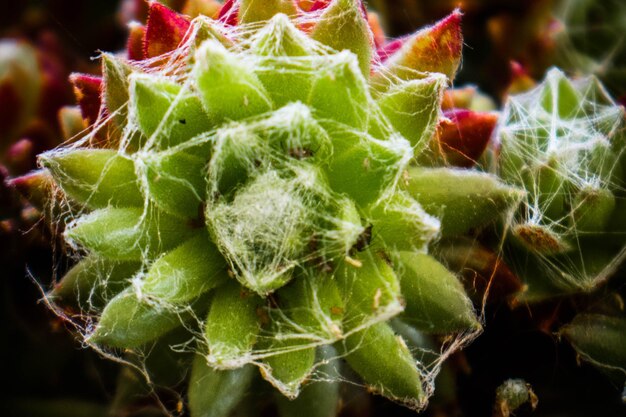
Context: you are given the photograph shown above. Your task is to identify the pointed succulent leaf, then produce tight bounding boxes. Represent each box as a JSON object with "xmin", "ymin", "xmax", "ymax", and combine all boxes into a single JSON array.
[
  {"xmin": 65, "ymin": 207, "xmax": 194, "ymax": 260},
  {"xmin": 88, "ymin": 287, "xmax": 182, "ymax": 348},
  {"xmin": 342, "ymin": 322, "xmax": 424, "ymax": 408},
  {"xmin": 204, "ymin": 281, "xmax": 262, "ymax": 368},
  {"xmin": 129, "ymin": 73, "xmax": 213, "ymax": 149},
  {"xmin": 334, "ymin": 249, "xmax": 402, "ymax": 327},
  {"xmin": 255, "ymin": 56, "xmax": 317, "ymax": 107},
  {"xmin": 367, "ymin": 190, "xmax": 440, "ymax": 252},
  {"xmin": 251, "ymin": 13, "xmax": 312, "ymax": 56},
  {"xmin": 58, "ymin": 106, "xmax": 85, "ymax": 140},
  {"xmin": 310, "ymin": 0, "xmax": 373, "ymax": 76},
  {"xmin": 102, "ymin": 53, "xmax": 133, "ymax": 126},
  {"xmin": 395, "ymin": 252, "xmax": 480, "ymax": 333},
  {"xmin": 144, "ymin": 148, "xmax": 209, "ymax": 219},
  {"xmin": 380, "ymin": 10, "xmax": 462, "ymax": 82},
  {"xmin": 239, "ymin": 0, "xmax": 297, "ymax": 24},
  {"xmin": 376, "ymin": 74, "xmax": 445, "ymax": 152},
  {"xmin": 40, "ymin": 149, "xmax": 143, "ymax": 208},
  {"xmin": 69, "ymin": 73, "xmax": 102, "ymax": 125},
  {"xmin": 569, "ymin": 186, "xmax": 616, "ymax": 233},
  {"xmin": 275, "ymin": 345, "xmax": 341, "ymax": 417},
  {"xmin": 324, "ymin": 124, "xmax": 411, "ymax": 208},
  {"xmin": 278, "ymin": 271, "xmax": 344, "ymax": 339},
  {"xmin": 261, "ymin": 336, "xmax": 316, "ymax": 398},
  {"xmin": 194, "ymin": 40, "xmax": 273, "ymax": 123},
  {"xmin": 188, "ymin": 355, "xmax": 255, "ymax": 417},
  {"xmin": 308, "ymin": 51, "xmax": 369, "ymax": 129},
  {"xmin": 141, "ymin": 233, "xmax": 227, "ymax": 304},
  {"xmin": 144, "ymin": 2, "xmax": 191, "ymax": 58},
  {"xmin": 403, "ymin": 167, "xmax": 524, "ymax": 235},
  {"xmin": 49, "ymin": 255, "xmax": 140, "ymax": 310},
  {"xmin": 561, "ymin": 313, "xmax": 626, "ymax": 373}
]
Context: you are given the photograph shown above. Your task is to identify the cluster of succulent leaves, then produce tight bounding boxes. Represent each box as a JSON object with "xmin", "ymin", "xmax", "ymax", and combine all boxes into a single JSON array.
[
  {"xmin": 31, "ymin": 0, "xmax": 626, "ymax": 415},
  {"xmin": 37, "ymin": 1, "xmax": 535, "ymax": 415}
]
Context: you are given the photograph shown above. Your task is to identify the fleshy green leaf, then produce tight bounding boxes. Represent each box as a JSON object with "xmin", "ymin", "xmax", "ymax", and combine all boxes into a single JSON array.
[
  {"xmin": 203, "ymin": 281, "xmax": 261, "ymax": 368},
  {"xmin": 193, "ymin": 40, "xmax": 273, "ymax": 123},
  {"xmin": 65, "ymin": 207, "xmax": 194, "ymax": 260},
  {"xmin": 341, "ymin": 322, "xmax": 424, "ymax": 408},
  {"xmin": 404, "ymin": 167, "xmax": 524, "ymax": 235},
  {"xmin": 89, "ymin": 288, "xmax": 182, "ymax": 348},
  {"xmin": 251, "ymin": 13, "xmax": 312, "ymax": 56},
  {"xmin": 324, "ymin": 124, "xmax": 411, "ymax": 208},
  {"xmin": 311, "ymin": 0, "xmax": 373, "ymax": 76},
  {"xmin": 141, "ymin": 233, "xmax": 227, "ymax": 304},
  {"xmin": 395, "ymin": 252, "xmax": 480, "ymax": 333},
  {"xmin": 308, "ymin": 52, "xmax": 369, "ymax": 129},
  {"xmin": 129, "ymin": 73, "xmax": 213, "ymax": 148},
  {"xmin": 367, "ymin": 190, "xmax": 440, "ymax": 252},
  {"xmin": 238, "ymin": 0, "xmax": 297, "ymax": 24},
  {"xmin": 376, "ymin": 74, "xmax": 445, "ymax": 152},
  {"xmin": 144, "ymin": 147, "xmax": 209, "ymax": 219},
  {"xmin": 40, "ymin": 149, "xmax": 143, "ymax": 208},
  {"xmin": 49, "ymin": 255, "xmax": 140, "ymax": 310},
  {"xmin": 188, "ymin": 355, "xmax": 255, "ymax": 417}
]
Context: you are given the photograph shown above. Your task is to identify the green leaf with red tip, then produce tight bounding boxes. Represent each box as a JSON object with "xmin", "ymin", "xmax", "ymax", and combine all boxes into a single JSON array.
[
  {"xmin": 367, "ymin": 190, "xmax": 440, "ymax": 252},
  {"xmin": 188, "ymin": 355, "xmax": 255, "ymax": 417},
  {"xmin": 65, "ymin": 207, "xmax": 195, "ymax": 260},
  {"xmin": 203, "ymin": 281, "xmax": 262, "ymax": 368},
  {"xmin": 40, "ymin": 149, "xmax": 142, "ymax": 208},
  {"xmin": 341, "ymin": 322, "xmax": 424, "ymax": 408},
  {"xmin": 69, "ymin": 73, "xmax": 102, "ymax": 126},
  {"xmin": 403, "ymin": 167, "xmax": 524, "ymax": 236},
  {"xmin": 144, "ymin": 2, "xmax": 191, "ymax": 58},
  {"xmin": 141, "ymin": 233, "xmax": 227, "ymax": 304},
  {"xmin": 311, "ymin": 0, "xmax": 373, "ymax": 76},
  {"xmin": 193, "ymin": 40, "xmax": 273, "ymax": 123},
  {"xmin": 88, "ymin": 287, "xmax": 182, "ymax": 348},
  {"xmin": 144, "ymin": 148, "xmax": 209, "ymax": 219},
  {"xmin": 376, "ymin": 74, "xmax": 446, "ymax": 152},
  {"xmin": 308, "ymin": 51, "xmax": 369, "ymax": 129},
  {"xmin": 380, "ymin": 10, "xmax": 463, "ymax": 82},
  {"xmin": 129, "ymin": 73, "xmax": 213, "ymax": 149},
  {"xmin": 49, "ymin": 255, "xmax": 140, "ymax": 310},
  {"xmin": 434, "ymin": 109, "xmax": 498, "ymax": 168},
  {"xmin": 323, "ymin": 124, "xmax": 411, "ymax": 208},
  {"xmin": 395, "ymin": 251, "xmax": 480, "ymax": 334},
  {"xmin": 239, "ymin": 0, "xmax": 297, "ymax": 24}
]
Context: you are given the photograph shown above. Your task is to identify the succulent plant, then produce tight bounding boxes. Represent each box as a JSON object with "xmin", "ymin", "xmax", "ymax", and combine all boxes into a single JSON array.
[
  {"xmin": 494, "ymin": 67, "xmax": 626, "ymax": 303},
  {"xmin": 33, "ymin": 1, "xmax": 529, "ymax": 415}
]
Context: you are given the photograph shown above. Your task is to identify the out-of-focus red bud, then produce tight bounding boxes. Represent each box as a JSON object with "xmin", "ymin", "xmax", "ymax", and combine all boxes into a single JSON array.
[
  {"xmin": 6, "ymin": 139, "xmax": 35, "ymax": 174},
  {"xmin": 436, "ymin": 109, "xmax": 498, "ymax": 168},
  {"xmin": 144, "ymin": 2, "xmax": 191, "ymax": 58},
  {"xmin": 441, "ymin": 86, "xmax": 477, "ymax": 110},
  {"xmin": 8, "ymin": 169, "xmax": 53, "ymax": 210},
  {"xmin": 69, "ymin": 73, "xmax": 102, "ymax": 126},
  {"xmin": 507, "ymin": 61, "xmax": 536, "ymax": 95},
  {"xmin": 127, "ymin": 22, "xmax": 146, "ymax": 61},
  {"xmin": 368, "ymin": 12, "xmax": 385, "ymax": 49}
]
